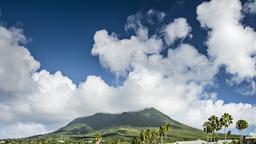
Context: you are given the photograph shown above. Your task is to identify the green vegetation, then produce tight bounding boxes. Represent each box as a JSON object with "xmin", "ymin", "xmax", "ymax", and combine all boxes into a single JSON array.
[
  {"xmin": 44, "ymin": 108, "xmax": 206, "ymax": 142},
  {"xmin": 1, "ymin": 108, "xmax": 241, "ymax": 144},
  {"xmin": 220, "ymin": 113, "xmax": 233, "ymax": 141},
  {"xmin": 236, "ymin": 119, "xmax": 249, "ymax": 144},
  {"xmin": 48, "ymin": 107, "xmax": 207, "ymax": 143},
  {"xmin": 131, "ymin": 123, "xmax": 171, "ymax": 144},
  {"xmin": 202, "ymin": 113, "xmax": 249, "ymax": 144},
  {"xmin": 203, "ymin": 114, "xmax": 231, "ymax": 143},
  {"xmin": 94, "ymin": 133, "xmax": 102, "ymax": 144}
]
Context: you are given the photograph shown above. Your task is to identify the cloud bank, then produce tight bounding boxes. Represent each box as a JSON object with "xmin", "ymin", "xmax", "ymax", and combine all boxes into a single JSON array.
[{"xmin": 0, "ymin": 0, "xmax": 256, "ymax": 138}]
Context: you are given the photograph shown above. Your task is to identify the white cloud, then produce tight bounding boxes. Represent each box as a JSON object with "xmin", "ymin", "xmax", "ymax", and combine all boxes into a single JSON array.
[
  {"xmin": 164, "ymin": 18, "xmax": 192, "ymax": 45},
  {"xmin": 244, "ymin": 0, "xmax": 256, "ymax": 14},
  {"xmin": 125, "ymin": 10, "xmax": 165, "ymax": 40},
  {"xmin": 29, "ymin": 70, "xmax": 78, "ymax": 122},
  {"xmin": 0, "ymin": 27, "xmax": 40, "ymax": 96},
  {"xmin": 91, "ymin": 29, "xmax": 163, "ymax": 76},
  {"xmin": 0, "ymin": 123, "xmax": 48, "ymax": 138},
  {"xmin": 146, "ymin": 9, "xmax": 166, "ymax": 25},
  {"xmin": 197, "ymin": 0, "xmax": 256, "ymax": 94},
  {"xmin": 90, "ymin": 27, "xmax": 256, "ymax": 130},
  {"xmin": 1, "ymin": 2, "xmax": 256, "ymax": 139},
  {"xmin": 199, "ymin": 0, "xmax": 256, "ymax": 76},
  {"xmin": 125, "ymin": 12, "xmax": 149, "ymax": 40}
]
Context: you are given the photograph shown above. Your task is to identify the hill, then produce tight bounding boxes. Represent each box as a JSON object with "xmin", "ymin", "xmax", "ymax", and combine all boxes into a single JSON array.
[
  {"xmin": 47, "ymin": 108, "xmax": 207, "ymax": 142},
  {"xmin": 3, "ymin": 108, "xmax": 239, "ymax": 143}
]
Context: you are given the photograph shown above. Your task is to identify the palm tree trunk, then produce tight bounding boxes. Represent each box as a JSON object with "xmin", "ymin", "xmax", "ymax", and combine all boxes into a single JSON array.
[
  {"xmin": 211, "ymin": 133, "xmax": 213, "ymax": 143},
  {"xmin": 213, "ymin": 131, "xmax": 215, "ymax": 142},
  {"xmin": 160, "ymin": 136, "xmax": 163, "ymax": 144},
  {"xmin": 240, "ymin": 130, "xmax": 243, "ymax": 144},
  {"xmin": 206, "ymin": 133, "xmax": 208, "ymax": 143},
  {"xmin": 208, "ymin": 133, "xmax": 210, "ymax": 143},
  {"xmin": 210, "ymin": 133, "xmax": 212, "ymax": 143},
  {"xmin": 216, "ymin": 132, "xmax": 218, "ymax": 144},
  {"xmin": 224, "ymin": 127, "xmax": 227, "ymax": 142}
]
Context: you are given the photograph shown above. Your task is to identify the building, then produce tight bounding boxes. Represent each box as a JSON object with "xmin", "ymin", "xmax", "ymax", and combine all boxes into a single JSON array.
[
  {"xmin": 245, "ymin": 136, "xmax": 256, "ymax": 144},
  {"xmin": 172, "ymin": 139, "xmax": 207, "ymax": 144},
  {"xmin": 173, "ymin": 139, "xmax": 233, "ymax": 144}
]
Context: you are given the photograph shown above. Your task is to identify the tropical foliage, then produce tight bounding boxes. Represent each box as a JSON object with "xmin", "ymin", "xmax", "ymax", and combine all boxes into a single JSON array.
[
  {"xmin": 94, "ymin": 133, "xmax": 102, "ymax": 144},
  {"xmin": 220, "ymin": 113, "xmax": 233, "ymax": 142},
  {"xmin": 236, "ymin": 119, "xmax": 249, "ymax": 144},
  {"xmin": 132, "ymin": 123, "xmax": 171, "ymax": 144},
  {"xmin": 1, "ymin": 110, "xmax": 246, "ymax": 144},
  {"xmin": 202, "ymin": 113, "xmax": 250, "ymax": 144}
]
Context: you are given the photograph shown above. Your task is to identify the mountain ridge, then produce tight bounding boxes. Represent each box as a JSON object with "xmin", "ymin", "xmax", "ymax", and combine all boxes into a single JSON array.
[
  {"xmin": 21, "ymin": 107, "xmax": 239, "ymax": 143},
  {"xmin": 61, "ymin": 108, "xmax": 193, "ymax": 130},
  {"xmin": 51, "ymin": 107, "xmax": 204, "ymax": 140}
]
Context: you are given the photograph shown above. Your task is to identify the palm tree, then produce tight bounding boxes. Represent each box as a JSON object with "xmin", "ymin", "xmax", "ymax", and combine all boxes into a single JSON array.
[
  {"xmin": 145, "ymin": 129, "xmax": 152, "ymax": 144},
  {"xmin": 215, "ymin": 119, "xmax": 222, "ymax": 143},
  {"xmin": 151, "ymin": 129, "xmax": 159, "ymax": 144},
  {"xmin": 220, "ymin": 113, "xmax": 233, "ymax": 142},
  {"xmin": 203, "ymin": 121, "xmax": 213, "ymax": 143},
  {"xmin": 208, "ymin": 115, "xmax": 217, "ymax": 142},
  {"xmin": 236, "ymin": 120, "xmax": 249, "ymax": 144},
  {"xmin": 132, "ymin": 137, "xmax": 142, "ymax": 144},
  {"xmin": 94, "ymin": 133, "xmax": 102, "ymax": 144},
  {"xmin": 139, "ymin": 130, "xmax": 146, "ymax": 144},
  {"xmin": 159, "ymin": 123, "xmax": 171, "ymax": 144},
  {"xmin": 159, "ymin": 125, "xmax": 166, "ymax": 144},
  {"xmin": 164, "ymin": 123, "xmax": 171, "ymax": 143},
  {"xmin": 165, "ymin": 123, "xmax": 171, "ymax": 132},
  {"xmin": 208, "ymin": 115, "xmax": 222, "ymax": 143},
  {"xmin": 145, "ymin": 129, "xmax": 159, "ymax": 144}
]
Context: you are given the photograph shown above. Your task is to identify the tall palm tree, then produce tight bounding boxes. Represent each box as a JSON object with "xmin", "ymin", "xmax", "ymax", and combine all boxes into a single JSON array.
[
  {"xmin": 236, "ymin": 120, "xmax": 249, "ymax": 144},
  {"xmin": 203, "ymin": 121, "xmax": 213, "ymax": 143},
  {"xmin": 159, "ymin": 124, "xmax": 166, "ymax": 144},
  {"xmin": 132, "ymin": 137, "xmax": 142, "ymax": 144},
  {"xmin": 151, "ymin": 129, "xmax": 159, "ymax": 144},
  {"xmin": 145, "ymin": 129, "xmax": 152, "ymax": 144},
  {"xmin": 164, "ymin": 123, "xmax": 171, "ymax": 143},
  {"xmin": 139, "ymin": 130, "xmax": 146, "ymax": 144},
  {"xmin": 220, "ymin": 113, "xmax": 233, "ymax": 142},
  {"xmin": 208, "ymin": 115, "xmax": 222, "ymax": 143},
  {"xmin": 94, "ymin": 133, "xmax": 102, "ymax": 144},
  {"xmin": 165, "ymin": 123, "xmax": 171, "ymax": 132},
  {"xmin": 159, "ymin": 123, "xmax": 171, "ymax": 144},
  {"xmin": 216, "ymin": 119, "xmax": 223, "ymax": 143}
]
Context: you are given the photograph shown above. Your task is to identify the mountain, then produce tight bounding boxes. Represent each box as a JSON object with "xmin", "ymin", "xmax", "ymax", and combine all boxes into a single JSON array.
[
  {"xmin": 63, "ymin": 107, "xmax": 189, "ymax": 129},
  {"xmin": 11, "ymin": 108, "xmax": 238, "ymax": 143},
  {"xmin": 48, "ymin": 108, "xmax": 208, "ymax": 142}
]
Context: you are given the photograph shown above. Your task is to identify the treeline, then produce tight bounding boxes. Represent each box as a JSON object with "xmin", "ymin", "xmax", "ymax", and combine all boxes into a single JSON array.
[
  {"xmin": 202, "ymin": 113, "xmax": 249, "ymax": 144},
  {"xmin": 131, "ymin": 123, "xmax": 171, "ymax": 144}
]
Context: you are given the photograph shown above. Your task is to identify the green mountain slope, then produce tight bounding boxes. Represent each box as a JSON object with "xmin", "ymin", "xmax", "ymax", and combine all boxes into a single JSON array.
[
  {"xmin": 49, "ymin": 108, "xmax": 209, "ymax": 142},
  {"xmin": 62, "ymin": 107, "xmax": 191, "ymax": 129},
  {"xmin": 4, "ymin": 108, "xmax": 239, "ymax": 143}
]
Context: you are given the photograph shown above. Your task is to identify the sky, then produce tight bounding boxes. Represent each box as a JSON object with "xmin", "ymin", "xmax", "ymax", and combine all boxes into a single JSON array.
[{"xmin": 0, "ymin": 0, "xmax": 256, "ymax": 138}]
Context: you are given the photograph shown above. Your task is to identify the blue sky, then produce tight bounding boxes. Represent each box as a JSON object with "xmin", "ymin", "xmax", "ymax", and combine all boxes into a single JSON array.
[
  {"xmin": 0, "ymin": 0, "xmax": 256, "ymax": 138},
  {"xmin": 1, "ymin": 0, "xmax": 255, "ymax": 103}
]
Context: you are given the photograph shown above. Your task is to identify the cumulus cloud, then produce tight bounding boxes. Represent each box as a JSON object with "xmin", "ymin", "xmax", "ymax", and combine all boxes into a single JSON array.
[
  {"xmin": 125, "ymin": 9, "xmax": 165, "ymax": 40},
  {"xmin": 164, "ymin": 18, "xmax": 192, "ymax": 45},
  {"xmin": 91, "ymin": 29, "xmax": 162, "ymax": 76},
  {"xmin": 244, "ymin": 0, "xmax": 256, "ymax": 14},
  {"xmin": 0, "ymin": 123, "xmax": 48, "ymax": 138},
  {"xmin": 90, "ymin": 26, "xmax": 255, "ymax": 130},
  {"xmin": 1, "ymin": 0, "xmax": 256, "ymax": 139},
  {"xmin": 0, "ymin": 27, "xmax": 40, "ymax": 96},
  {"xmin": 197, "ymin": 0, "xmax": 256, "ymax": 94},
  {"xmin": 146, "ymin": 9, "xmax": 166, "ymax": 24}
]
